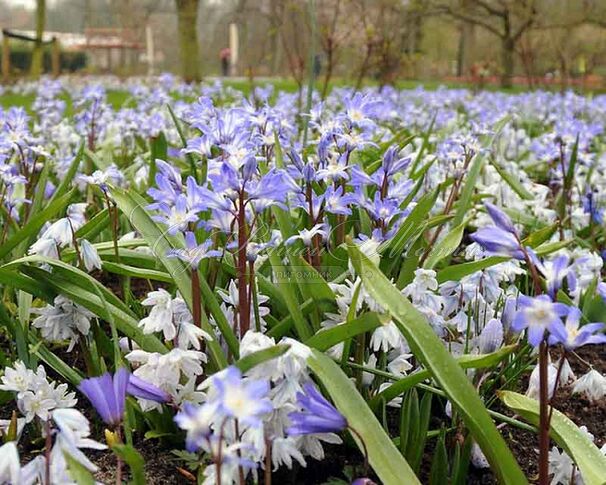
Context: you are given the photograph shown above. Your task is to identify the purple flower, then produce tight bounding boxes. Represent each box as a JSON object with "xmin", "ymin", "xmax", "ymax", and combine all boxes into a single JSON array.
[
  {"xmin": 323, "ymin": 185, "xmax": 357, "ymax": 216},
  {"xmin": 471, "ymin": 203, "xmax": 528, "ymax": 259},
  {"xmin": 470, "ymin": 226, "xmax": 525, "ymax": 259},
  {"xmin": 484, "ymin": 202, "xmax": 517, "ymax": 234},
  {"xmin": 511, "ymin": 295, "xmax": 569, "ymax": 347},
  {"xmin": 287, "ymin": 383, "xmax": 347, "ymax": 436},
  {"xmin": 79, "ymin": 369, "xmax": 168, "ymax": 426},
  {"xmin": 582, "ymin": 188, "xmax": 603, "ymax": 224},
  {"xmin": 167, "ymin": 231, "xmax": 222, "ymax": 268},
  {"xmin": 536, "ymin": 254, "xmax": 575, "ymax": 299},
  {"xmin": 548, "ymin": 307, "xmax": 606, "ymax": 349},
  {"xmin": 213, "ymin": 366, "xmax": 272, "ymax": 428},
  {"xmin": 78, "ymin": 368, "xmax": 130, "ymax": 427},
  {"xmin": 127, "ymin": 375, "xmax": 171, "ymax": 403},
  {"xmin": 478, "ymin": 318, "xmax": 504, "ymax": 354}
]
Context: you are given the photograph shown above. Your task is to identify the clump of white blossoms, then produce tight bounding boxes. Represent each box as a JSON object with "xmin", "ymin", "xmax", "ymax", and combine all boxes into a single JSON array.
[
  {"xmin": 238, "ymin": 331, "xmax": 343, "ymax": 470},
  {"xmin": 572, "ymin": 369, "xmax": 606, "ymax": 402},
  {"xmin": 138, "ymin": 288, "xmax": 212, "ymax": 347},
  {"xmin": 31, "ymin": 295, "xmax": 94, "ymax": 351},
  {"xmin": 125, "ymin": 347, "xmax": 207, "ymax": 410},
  {"xmin": 0, "ymin": 408, "xmax": 106, "ymax": 484},
  {"xmin": 0, "ymin": 361, "xmax": 77, "ymax": 422}
]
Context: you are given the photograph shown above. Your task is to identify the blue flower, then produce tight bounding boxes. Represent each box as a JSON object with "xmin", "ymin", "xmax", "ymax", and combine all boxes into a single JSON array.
[
  {"xmin": 470, "ymin": 226, "xmax": 525, "ymax": 259},
  {"xmin": 470, "ymin": 203, "xmax": 526, "ymax": 259},
  {"xmin": 511, "ymin": 295, "xmax": 569, "ymax": 347},
  {"xmin": 287, "ymin": 383, "xmax": 347, "ymax": 435},
  {"xmin": 167, "ymin": 231, "xmax": 222, "ymax": 268},
  {"xmin": 79, "ymin": 369, "xmax": 168, "ymax": 427},
  {"xmin": 127, "ymin": 375, "xmax": 171, "ymax": 403},
  {"xmin": 536, "ymin": 254, "xmax": 575, "ymax": 299},
  {"xmin": 213, "ymin": 366, "xmax": 272, "ymax": 428},
  {"xmin": 582, "ymin": 188, "xmax": 603, "ymax": 224},
  {"xmin": 78, "ymin": 368, "xmax": 130, "ymax": 427},
  {"xmin": 548, "ymin": 307, "xmax": 606, "ymax": 349}
]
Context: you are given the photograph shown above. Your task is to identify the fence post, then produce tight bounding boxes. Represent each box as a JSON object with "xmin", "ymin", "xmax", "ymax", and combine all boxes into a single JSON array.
[
  {"xmin": 51, "ymin": 37, "xmax": 60, "ymax": 78},
  {"xmin": 2, "ymin": 34, "xmax": 10, "ymax": 82}
]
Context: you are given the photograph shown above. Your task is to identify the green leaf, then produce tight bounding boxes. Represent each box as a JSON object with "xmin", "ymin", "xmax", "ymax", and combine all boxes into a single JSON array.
[
  {"xmin": 307, "ymin": 350, "xmax": 420, "ymax": 485},
  {"xmin": 268, "ymin": 252, "xmax": 313, "ymax": 340},
  {"xmin": 305, "ymin": 312, "xmax": 382, "ymax": 351},
  {"xmin": 51, "ymin": 143, "xmax": 83, "ymax": 203},
  {"xmin": 101, "ymin": 262, "xmax": 173, "ymax": 283},
  {"xmin": 112, "ymin": 444, "xmax": 146, "ymax": 485},
  {"xmin": 436, "ymin": 239, "xmax": 571, "ymax": 283},
  {"xmin": 380, "ymin": 187, "xmax": 439, "ymax": 258},
  {"xmin": 370, "ymin": 345, "xmax": 517, "ymax": 410},
  {"xmin": 110, "ymin": 187, "xmax": 233, "ymax": 367},
  {"xmin": 348, "ymin": 242, "xmax": 526, "ymax": 484},
  {"xmin": 422, "ymin": 220, "xmax": 467, "ymax": 269},
  {"xmin": 430, "ymin": 430, "xmax": 449, "ymax": 485},
  {"xmin": 235, "ymin": 344, "xmax": 290, "ymax": 373},
  {"xmin": 489, "ymin": 158, "xmax": 534, "ymax": 200},
  {"xmin": 452, "ymin": 116, "xmax": 510, "ymax": 227},
  {"xmin": 64, "ymin": 452, "xmax": 96, "ymax": 485},
  {"xmin": 75, "ymin": 208, "xmax": 110, "ymax": 240},
  {"xmin": 0, "ymin": 189, "xmax": 75, "ymax": 261},
  {"xmin": 499, "ymin": 391, "xmax": 606, "ymax": 485},
  {"xmin": 6, "ymin": 257, "xmax": 167, "ymax": 354}
]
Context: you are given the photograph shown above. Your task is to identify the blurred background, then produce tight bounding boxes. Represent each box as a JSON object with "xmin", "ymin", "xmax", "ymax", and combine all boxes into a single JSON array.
[{"xmin": 1, "ymin": 0, "xmax": 606, "ymax": 90}]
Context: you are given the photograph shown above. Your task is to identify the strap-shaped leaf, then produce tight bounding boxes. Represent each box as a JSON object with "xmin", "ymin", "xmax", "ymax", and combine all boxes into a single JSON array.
[
  {"xmin": 347, "ymin": 241, "xmax": 527, "ymax": 484},
  {"xmin": 111, "ymin": 187, "xmax": 234, "ymax": 368},
  {"xmin": 499, "ymin": 391, "xmax": 606, "ymax": 485},
  {"xmin": 307, "ymin": 349, "xmax": 421, "ymax": 485}
]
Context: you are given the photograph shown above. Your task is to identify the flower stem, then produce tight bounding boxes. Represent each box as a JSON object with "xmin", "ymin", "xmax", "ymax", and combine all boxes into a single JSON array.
[
  {"xmin": 264, "ymin": 436, "xmax": 272, "ymax": 485},
  {"xmin": 44, "ymin": 418, "xmax": 52, "ymax": 485},
  {"xmin": 237, "ymin": 190, "xmax": 250, "ymax": 337},
  {"xmin": 191, "ymin": 268, "xmax": 201, "ymax": 329},
  {"xmin": 538, "ymin": 340, "xmax": 550, "ymax": 485},
  {"xmin": 348, "ymin": 425, "xmax": 369, "ymax": 477},
  {"xmin": 104, "ymin": 192, "xmax": 120, "ymax": 264}
]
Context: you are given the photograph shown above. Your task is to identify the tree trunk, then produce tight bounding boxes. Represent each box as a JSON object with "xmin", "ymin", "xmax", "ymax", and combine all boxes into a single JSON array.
[
  {"xmin": 30, "ymin": 0, "xmax": 46, "ymax": 78},
  {"xmin": 457, "ymin": 21, "xmax": 474, "ymax": 77},
  {"xmin": 501, "ymin": 37, "xmax": 515, "ymax": 88},
  {"xmin": 175, "ymin": 0, "xmax": 201, "ymax": 82}
]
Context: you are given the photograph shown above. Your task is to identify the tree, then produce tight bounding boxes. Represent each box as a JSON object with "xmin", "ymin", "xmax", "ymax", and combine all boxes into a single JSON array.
[
  {"xmin": 175, "ymin": 0, "xmax": 201, "ymax": 82},
  {"xmin": 436, "ymin": 0, "xmax": 537, "ymax": 88},
  {"xmin": 30, "ymin": 0, "xmax": 46, "ymax": 78}
]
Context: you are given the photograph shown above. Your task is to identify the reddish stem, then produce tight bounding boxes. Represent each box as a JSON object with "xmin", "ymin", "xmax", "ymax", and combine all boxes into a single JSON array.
[{"xmin": 237, "ymin": 190, "xmax": 250, "ymax": 336}]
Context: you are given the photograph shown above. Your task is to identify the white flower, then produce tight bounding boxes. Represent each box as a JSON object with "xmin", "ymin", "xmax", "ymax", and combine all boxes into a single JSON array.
[
  {"xmin": 370, "ymin": 320, "xmax": 402, "ymax": 352},
  {"xmin": 32, "ymin": 295, "xmax": 93, "ymax": 351},
  {"xmin": 40, "ymin": 217, "xmax": 73, "ymax": 247},
  {"xmin": 28, "ymin": 236, "xmax": 59, "ymax": 259},
  {"xmin": 126, "ymin": 348, "xmax": 206, "ymax": 404},
  {"xmin": 387, "ymin": 353, "xmax": 413, "ymax": 376},
  {"xmin": 362, "ymin": 354, "xmax": 377, "ymax": 387},
  {"xmin": 177, "ymin": 321, "xmax": 212, "ymax": 350},
  {"xmin": 526, "ymin": 362, "xmax": 558, "ymax": 400},
  {"xmin": 548, "ymin": 447, "xmax": 581, "ymax": 484},
  {"xmin": 572, "ymin": 369, "xmax": 606, "ymax": 402},
  {"xmin": 471, "ymin": 443, "xmax": 490, "ymax": 469},
  {"xmin": 80, "ymin": 239, "xmax": 102, "ymax": 271},
  {"xmin": 478, "ymin": 318, "xmax": 503, "ymax": 354},
  {"xmin": 0, "ymin": 442, "xmax": 21, "ymax": 484},
  {"xmin": 0, "ymin": 361, "xmax": 35, "ymax": 395},
  {"xmin": 139, "ymin": 288, "xmax": 177, "ymax": 340},
  {"xmin": 50, "ymin": 409, "xmax": 106, "ymax": 481},
  {"xmin": 18, "ymin": 390, "xmax": 56, "ymax": 422},
  {"xmin": 272, "ymin": 437, "xmax": 306, "ymax": 470}
]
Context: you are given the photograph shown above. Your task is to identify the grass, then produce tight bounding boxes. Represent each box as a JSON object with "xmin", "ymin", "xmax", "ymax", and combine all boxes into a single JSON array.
[{"xmin": 1, "ymin": 77, "xmax": 602, "ymax": 113}]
